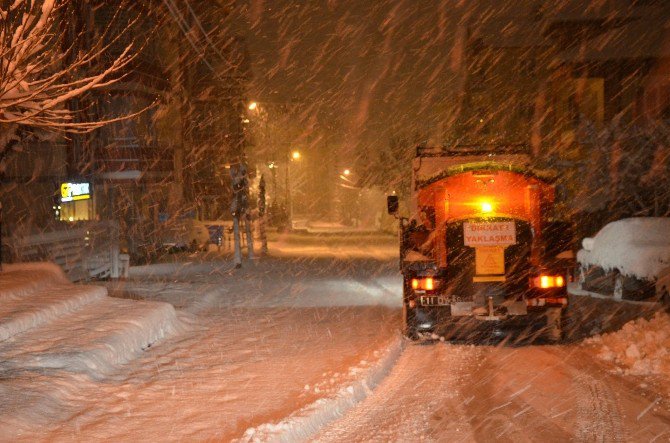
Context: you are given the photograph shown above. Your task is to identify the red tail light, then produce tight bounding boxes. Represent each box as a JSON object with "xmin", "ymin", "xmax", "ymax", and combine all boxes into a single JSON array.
[
  {"xmin": 531, "ymin": 275, "xmax": 565, "ymax": 289},
  {"xmin": 411, "ymin": 277, "xmax": 439, "ymax": 291}
]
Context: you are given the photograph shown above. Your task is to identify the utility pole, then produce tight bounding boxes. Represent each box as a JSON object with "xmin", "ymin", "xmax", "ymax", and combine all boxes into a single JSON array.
[
  {"xmin": 285, "ymin": 150, "xmax": 300, "ymax": 231},
  {"xmin": 245, "ymin": 204, "xmax": 254, "ymax": 261},
  {"xmin": 230, "ymin": 163, "xmax": 248, "ymax": 267},
  {"xmin": 268, "ymin": 162, "xmax": 277, "ymax": 205},
  {"xmin": 258, "ymin": 175, "xmax": 267, "ymax": 254},
  {"xmin": 0, "ymin": 201, "xmax": 3, "ymax": 272},
  {"xmin": 230, "ymin": 162, "xmax": 255, "ymax": 267},
  {"xmin": 285, "ymin": 157, "xmax": 291, "ymax": 231}
]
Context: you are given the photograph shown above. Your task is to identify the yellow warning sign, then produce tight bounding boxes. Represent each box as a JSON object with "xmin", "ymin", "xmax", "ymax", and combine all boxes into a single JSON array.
[{"xmin": 475, "ymin": 246, "xmax": 505, "ymax": 275}]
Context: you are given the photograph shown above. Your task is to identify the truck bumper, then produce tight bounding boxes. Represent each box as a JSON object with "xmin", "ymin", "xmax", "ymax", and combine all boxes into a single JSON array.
[{"xmin": 411, "ymin": 305, "xmax": 559, "ymax": 340}]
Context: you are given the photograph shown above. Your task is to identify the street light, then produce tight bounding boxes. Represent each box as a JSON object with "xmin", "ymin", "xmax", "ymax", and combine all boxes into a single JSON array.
[
  {"xmin": 248, "ymin": 101, "xmax": 258, "ymax": 111},
  {"xmin": 339, "ymin": 169, "xmax": 355, "ymax": 183},
  {"xmin": 291, "ymin": 150, "xmax": 301, "ymax": 161}
]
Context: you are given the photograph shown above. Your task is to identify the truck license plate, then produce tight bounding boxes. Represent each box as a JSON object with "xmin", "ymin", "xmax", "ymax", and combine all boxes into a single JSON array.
[{"xmin": 419, "ymin": 295, "xmax": 449, "ymax": 306}]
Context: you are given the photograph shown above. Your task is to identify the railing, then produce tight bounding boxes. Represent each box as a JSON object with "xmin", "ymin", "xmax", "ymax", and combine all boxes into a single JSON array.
[{"xmin": 3, "ymin": 221, "xmax": 121, "ymax": 281}]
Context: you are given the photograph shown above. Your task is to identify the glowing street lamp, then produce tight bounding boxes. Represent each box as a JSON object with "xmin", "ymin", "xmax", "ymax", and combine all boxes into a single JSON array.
[
  {"xmin": 248, "ymin": 101, "xmax": 258, "ymax": 111},
  {"xmin": 343, "ymin": 169, "xmax": 351, "ymax": 176},
  {"xmin": 291, "ymin": 150, "xmax": 301, "ymax": 160}
]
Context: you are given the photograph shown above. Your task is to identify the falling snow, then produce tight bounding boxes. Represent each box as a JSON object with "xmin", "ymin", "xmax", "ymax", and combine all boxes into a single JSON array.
[{"xmin": 1, "ymin": 0, "xmax": 670, "ymax": 441}]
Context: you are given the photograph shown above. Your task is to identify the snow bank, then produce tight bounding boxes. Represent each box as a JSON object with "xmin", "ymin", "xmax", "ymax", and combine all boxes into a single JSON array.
[
  {"xmin": 577, "ymin": 217, "xmax": 670, "ymax": 280},
  {"xmin": 1, "ymin": 261, "xmax": 67, "ymax": 277},
  {"xmin": 584, "ymin": 311, "xmax": 670, "ymax": 377},
  {"xmin": 239, "ymin": 335, "xmax": 404, "ymax": 443},
  {"xmin": 0, "ymin": 263, "xmax": 107, "ymax": 340},
  {"xmin": 0, "ymin": 262, "xmax": 187, "ymax": 379},
  {"xmin": 0, "ymin": 284, "xmax": 107, "ymax": 341},
  {"xmin": 0, "ymin": 262, "xmax": 68, "ymax": 299},
  {"xmin": 1, "ymin": 298, "xmax": 187, "ymax": 379}
]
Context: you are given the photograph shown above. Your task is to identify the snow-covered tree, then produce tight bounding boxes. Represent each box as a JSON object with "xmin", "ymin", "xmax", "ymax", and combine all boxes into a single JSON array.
[{"xmin": 0, "ymin": 0, "xmax": 138, "ymax": 171}]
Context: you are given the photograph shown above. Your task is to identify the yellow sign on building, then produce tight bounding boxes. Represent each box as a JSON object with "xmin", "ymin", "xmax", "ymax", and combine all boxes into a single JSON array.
[{"xmin": 60, "ymin": 182, "xmax": 91, "ymax": 203}]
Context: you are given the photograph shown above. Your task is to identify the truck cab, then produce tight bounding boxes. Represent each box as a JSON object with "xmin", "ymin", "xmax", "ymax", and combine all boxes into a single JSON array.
[{"xmin": 388, "ymin": 144, "xmax": 573, "ymax": 342}]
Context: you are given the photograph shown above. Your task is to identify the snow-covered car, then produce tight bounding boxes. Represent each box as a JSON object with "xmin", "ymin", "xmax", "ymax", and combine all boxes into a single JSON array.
[
  {"xmin": 577, "ymin": 217, "xmax": 670, "ymax": 302},
  {"xmin": 159, "ymin": 219, "xmax": 211, "ymax": 252}
]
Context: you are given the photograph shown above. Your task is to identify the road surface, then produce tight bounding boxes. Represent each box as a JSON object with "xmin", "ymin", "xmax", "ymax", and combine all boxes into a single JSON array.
[
  {"xmin": 315, "ymin": 343, "xmax": 670, "ymax": 442},
  {"xmin": 1, "ymin": 232, "xmax": 668, "ymax": 441}
]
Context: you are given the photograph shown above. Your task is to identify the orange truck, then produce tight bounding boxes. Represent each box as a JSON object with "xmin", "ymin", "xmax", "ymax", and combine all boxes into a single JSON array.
[{"xmin": 387, "ymin": 144, "xmax": 573, "ymax": 342}]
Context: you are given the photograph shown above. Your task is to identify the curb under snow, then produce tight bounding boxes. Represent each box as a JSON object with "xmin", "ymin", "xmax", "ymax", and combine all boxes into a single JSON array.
[{"xmin": 240, "ymin": 335, "xmax": 405, "ymax": 443}]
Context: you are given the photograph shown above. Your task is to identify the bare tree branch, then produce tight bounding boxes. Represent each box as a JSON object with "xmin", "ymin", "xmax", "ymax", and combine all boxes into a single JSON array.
[{"xmin": 0, "ymin": 0, "xmax": 147, "ymax": 162}]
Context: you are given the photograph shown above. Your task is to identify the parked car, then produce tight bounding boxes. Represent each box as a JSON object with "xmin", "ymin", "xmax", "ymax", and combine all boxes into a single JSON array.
[
  {"xmin": 577, "ymin": 217, "xmax": 670, "ymax": 302},
  {"xmin": 159, "ymin": 219, "xmax": 210, "ymax": 252}
]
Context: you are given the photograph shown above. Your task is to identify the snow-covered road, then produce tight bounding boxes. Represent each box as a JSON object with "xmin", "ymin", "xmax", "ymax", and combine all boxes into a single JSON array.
[
  {"xmin": 1, "ymin": 232, "xmax": 669, "ymax": 442},
  {"xmin": 315, "ymin": 343, "xmax": 670, "ymax": 442}
]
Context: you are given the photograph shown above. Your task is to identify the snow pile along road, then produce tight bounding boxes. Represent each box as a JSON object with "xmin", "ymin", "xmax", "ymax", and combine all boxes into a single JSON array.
[
  {"xmin": 0, "ymin": 262, "xmax": 186, "ymax": 379},
  {"xmin": 240, "ymin": 335, "xmax": 404, "ymax": 443},
  {"xmin": 585, "ymin": 311, "xmax": 670, "ymax": 377},
  {"xmin": 0, "ymin": 262, "xmax": 69, "ymax": 298},
  {"xmin": 0, "ymin": 263, "xmax": 106, "ymax": 341}
]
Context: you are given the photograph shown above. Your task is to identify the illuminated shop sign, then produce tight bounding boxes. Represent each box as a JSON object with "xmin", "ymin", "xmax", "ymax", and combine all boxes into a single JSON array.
[{"xmin": 60, "ymin": 182, "xmax": 91, "ymax": 203}]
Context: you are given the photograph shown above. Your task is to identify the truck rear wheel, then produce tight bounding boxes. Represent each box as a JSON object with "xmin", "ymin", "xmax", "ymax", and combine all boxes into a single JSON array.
[
  {"xmin": 188, "ymin": 239, "xmax": 198, "ymax": 253},
  {"xmin": 544, "ymin": 307, "xmax": 563, "ymax": 344},
  {"xmin": 659, "ymin": 287, "xmax": 669, "ymax": 312},
  {"xmin": 402, "ymin": 302, "xmax": 419, "ymax": 340}
]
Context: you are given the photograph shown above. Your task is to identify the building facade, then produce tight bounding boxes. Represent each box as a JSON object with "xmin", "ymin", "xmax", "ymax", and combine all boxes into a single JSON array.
[
  {"xmin": 449, "ymin": 0, "xmax": 670, "ymax": 235},
  {"xmin": 1, "ymin": 0, "xmax": 251, "ymax": 260}
]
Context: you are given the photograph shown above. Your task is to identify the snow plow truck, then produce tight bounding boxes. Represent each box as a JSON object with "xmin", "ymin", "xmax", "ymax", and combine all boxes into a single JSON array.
[{"xmin": 387, "ymin": 144, "xmax": 573, "ymax": 342}]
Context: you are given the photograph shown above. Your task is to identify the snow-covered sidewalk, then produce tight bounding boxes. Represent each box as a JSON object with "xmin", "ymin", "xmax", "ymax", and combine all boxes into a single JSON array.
[
  {"xmin": 0, "ymin": 237, "xmax": 403, "ymax": 441},
  {"xmin": 0, "ymin": 264, "xmax": 106, "ymax": 341},
  {"xmin": 0, "ymin": 263, "xmax": 186, "ymax": 440},
  {"xmin": 0, "ymin": 263, "xmax": 184, "ymax": 373}
]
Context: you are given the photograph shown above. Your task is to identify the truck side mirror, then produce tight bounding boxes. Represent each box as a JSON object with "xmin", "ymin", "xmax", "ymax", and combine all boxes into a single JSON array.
[{"xmin": 387, "ymin": 195, "xmax": 399, "ymax": 215}]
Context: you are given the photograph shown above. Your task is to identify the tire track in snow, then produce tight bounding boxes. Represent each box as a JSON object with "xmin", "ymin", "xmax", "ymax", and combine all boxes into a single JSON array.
[
  {"xmin": 239, "ymin": 335, "xmax": 404, "ymax": 443},
  {"xmin": 573, "ymin": 371, "xmax": 626, "ymax": 442},
  {"xmin": 459, "ymin": 346, "xmax": 576, "ymax": 442},
  {"xmin": 313, "ymin": 342, "xmax": 477, "ymax": 442}
]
